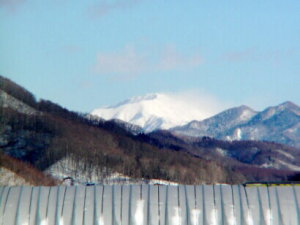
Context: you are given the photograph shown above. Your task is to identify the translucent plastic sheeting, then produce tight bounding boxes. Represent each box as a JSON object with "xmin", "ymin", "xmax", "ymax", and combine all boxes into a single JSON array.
[{"xmin": 0, "ymin": 185, "xmax": 299, "ymax": 225}]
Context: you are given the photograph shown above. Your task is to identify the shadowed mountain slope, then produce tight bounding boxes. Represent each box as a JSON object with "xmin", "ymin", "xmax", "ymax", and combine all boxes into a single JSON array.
[{"xmin": 1, "ymin": 75, "xmax": 300, "ymax": 185}]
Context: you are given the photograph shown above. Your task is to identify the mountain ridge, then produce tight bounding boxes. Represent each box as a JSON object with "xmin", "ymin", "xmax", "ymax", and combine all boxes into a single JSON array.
[
  {"xmin": 171, "ymin": 105, "xmax": 258, "ymax": 138},
  {"xmin": 91, "ymin": 92, "xmax": 299, "ymax": 148},
  {"xmin": 91, "ymin": 93, "xmax": 214, "ymax": 132},
  {"xmin": 1, "ymin": 75, "xmax": 300, "ymax": 185},
  {"xmin": 173, "ymin": 101, "xmax": 300, "ymax": 148},
  {"xmin": 1, "ymin": 76, "xmax": 241, "ymax": 184}
]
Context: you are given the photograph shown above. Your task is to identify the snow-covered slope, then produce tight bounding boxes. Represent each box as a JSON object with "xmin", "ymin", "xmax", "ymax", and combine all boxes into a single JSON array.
[
  {"xmin": 92, "ymin": 92, "xmax": 300, "ymax": 147},
  {"xmin": 0, "ymin": 89, "xmax": 38, "ymax": 115},
  {"xmin": 173, "ymin": 101, "xmax": 300, "ymax": 148},
  {"xmin": 91, "ymin": 93, "xmax": 213, "ymax": 132},
  {"xmin": 223, "ymin": 101, "xmax": 300, "ymax": 146},
  {"xmin": 0, "ymin": 168, "xmax": 30, "ymax": 186},
  {"xmin": 171, "ymin": 105, "xmax": 257, "ymax": 138},
  {"xmin": 46, "ymin": 157, "xmax": 179, "ymax": 185}
]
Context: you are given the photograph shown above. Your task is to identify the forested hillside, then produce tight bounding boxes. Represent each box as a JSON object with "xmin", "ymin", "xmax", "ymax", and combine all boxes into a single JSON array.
[{"xmin": 1, "ymin": 75, "xmax": 299, "ymax": 185}]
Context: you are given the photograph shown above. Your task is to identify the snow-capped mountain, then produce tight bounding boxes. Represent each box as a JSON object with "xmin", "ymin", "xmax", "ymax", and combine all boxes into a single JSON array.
[
  {"xmin": 172, "ymin": 101, "xmax": 300, "ymax": 148},
  {"xmin": 92, "ymin": 92, "xmax": 300, "ymax": 148},
  {"xmin": 91, "ymin": 93, "xmax": 214, "ymax": 132}
]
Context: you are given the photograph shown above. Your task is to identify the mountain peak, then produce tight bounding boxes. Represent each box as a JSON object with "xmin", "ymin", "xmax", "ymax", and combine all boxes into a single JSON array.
[
  {"xmin": 238, "ymin": 104, "xmax": 256, "ymax": 111},
  {"xmin": 214, "ymin": 104, "xmax": 256, "ymax": 121},
  {"xmin": 258, "ymin": 101, "xmax": 300, "ymax": 120},
  {"xmin": 278, "ymin": 101, "xmax": 299, "ymax": 111},
  {"xmin": 128, "ymin": 93, "xmax": 161, "ymax": 103},
  {"xmin": 109, "ymin": 93, "xmax": 163, "ymax": 108},
  {"xmin": 91, "ymin": 93, "xmax": 215, "ymax": 132},
  {"xmin": 171, "ymin": 104, "xmax": 257, "ymax": 138}
]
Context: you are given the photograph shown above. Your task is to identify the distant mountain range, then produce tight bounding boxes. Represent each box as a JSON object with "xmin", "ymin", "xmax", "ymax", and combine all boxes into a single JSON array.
[
  {"xmin": 0, "ymin": 76, "xmax": 241, "ymax": 184},
  {"xmin": 92, "ymin": 94, "xmax": 300, "ymax": 148},
  {"xmin": 172, "ymin": 101, "xmax": 300, "ymax": 148},
  {"xmin": 1, "ymin": 75, "xmax": 300, "ymax": 185}
]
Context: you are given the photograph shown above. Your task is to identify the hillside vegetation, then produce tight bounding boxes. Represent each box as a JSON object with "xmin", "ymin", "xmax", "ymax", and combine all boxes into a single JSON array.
[
  {"xmin": 0, "ymin": 152, "xmax": 57, "ymax": 185},
  {"xmin": 1, "ymin": 75, "xmax": 299, "ymax": 185}
]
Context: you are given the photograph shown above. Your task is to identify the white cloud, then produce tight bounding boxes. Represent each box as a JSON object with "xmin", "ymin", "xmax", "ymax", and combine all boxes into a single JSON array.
[
  {"xmin": 88, "ymin": 0, "xmax": 141, "ymax": 18},
  {"xmin": 221, "ymin": 48, "xmax": 257, "ymax": 62},
  {"xmin": 0, "ymin": 0, "xmax": 26, "ymax": 12},
  {"xmin": 92, "ymin": 90, "xmax": 230, "ymax": 131},
  {"xmin": 93, "ymin": 45, "xmax": 203, "ymax": 78},
  {"xmin": 93, "ymin": 45, "xmax": 146, "ymax": 78},
  {"xmin": 159, "ymin": 46, "xmax": 203, "ymax": 70},
  {"xmin": 221, "ymin": 48, "xmax": 297, "ymax": 64},
  {"xmin": 164, "ymin": 90, "xmax": 230, "ymax": 119}
]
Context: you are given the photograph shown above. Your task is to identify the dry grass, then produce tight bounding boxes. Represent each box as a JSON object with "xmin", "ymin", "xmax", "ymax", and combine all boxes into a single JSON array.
[{"xmin": 0, "ymin": 152, "xmax": 58, "ymax": 186}]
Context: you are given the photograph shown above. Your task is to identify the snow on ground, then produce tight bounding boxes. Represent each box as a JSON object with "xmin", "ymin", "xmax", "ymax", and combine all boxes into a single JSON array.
[
  {"xmin": 234, "ymin": 128, "xmax": 242, "ymax": 140},
  {"xmin": 46, "ymin": 157, "xmax": 178, "ymax": 185},
  {"xmin": 0, "ymin": 89, "xmax": 38, "ymax": 115},
  {"xmin": 147, "ymin": 179, "xmax": 178, "ymax": 186},
  {"xmin": 0, "ymin": 168, "xmax": 30, "ymax": 185},
  {"xmin": 215, "ymin": 148, "xmax": 227, "ymax": 157},
  {"xmin": 45, "ymin": 157, "xmax": 118, "ymax": 184},
  {"xmin": 260, "ymin": 159, "xmax": 300, "ymax": 171},
  {"xmin": 276, "ymin": 159, "xmax": 300, "ymax": 171},
  {"xmin": 275, "ymin": 149, "xmax": 295, "ymax": 160}
]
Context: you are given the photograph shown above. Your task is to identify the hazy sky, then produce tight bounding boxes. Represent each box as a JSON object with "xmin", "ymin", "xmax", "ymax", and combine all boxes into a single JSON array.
[{"xmin": 1, "ymin": 0, "xmax": 299, "ymax": 113}]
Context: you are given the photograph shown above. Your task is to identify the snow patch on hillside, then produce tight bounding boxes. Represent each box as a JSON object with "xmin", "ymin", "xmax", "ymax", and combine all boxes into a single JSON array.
[
  {"xmin": 0, "ymin": 168, "xmax": 30, "ymax": 185},
  {"xmin": 233, "ymin": 128, "xmax": 242, "ymax": 140},
  {"xmin": 46, "ymin": 157, "xmax": 178, "ymax": 185},
  {"xmin": 276, "ymin": 149, "xmax": 294, "ymax": 160},
  {"xmin": 276, "ymin": 159, "xmax": 300, "ymax": 171},
  {"xmin": 215, "ymin": 148, "xmax": 227, "ymax": 156},
  {"xmin": 0, "ymin": 90, "xmax": 38, "ymax": 115}
]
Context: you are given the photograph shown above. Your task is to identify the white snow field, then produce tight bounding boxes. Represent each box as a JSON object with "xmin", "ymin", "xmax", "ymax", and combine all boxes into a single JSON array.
[{"xmin": 91, "ymin": 93, "xmax": 217, "ymax": 132}]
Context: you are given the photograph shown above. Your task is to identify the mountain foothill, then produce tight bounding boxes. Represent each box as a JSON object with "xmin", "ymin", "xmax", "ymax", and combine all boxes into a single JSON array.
[{"xmin": 1, "ymin": 75, "xmax": 300, "ymax": 185}]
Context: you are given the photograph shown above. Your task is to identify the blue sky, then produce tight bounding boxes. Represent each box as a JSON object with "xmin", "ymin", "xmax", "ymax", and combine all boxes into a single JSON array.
[{"xmin": 1, "ymin": 0, "xmax": 299, "ymax": 113}]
